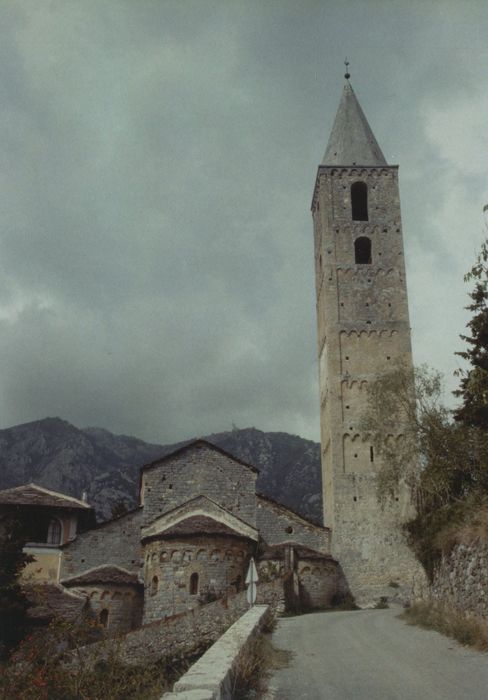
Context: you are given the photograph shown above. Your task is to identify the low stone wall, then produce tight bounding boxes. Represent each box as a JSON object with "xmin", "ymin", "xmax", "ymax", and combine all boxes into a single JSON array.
[
  {"xmin": 162, "ymin": 605, "xmax": 270, "ymax": 700},
  {"xmin": 429, "ymin": 541, "xmax": 488, "ymax": 618},
  {"xmin": 75, "ymin": 579, "xmax": 285, "ymax": 668}
]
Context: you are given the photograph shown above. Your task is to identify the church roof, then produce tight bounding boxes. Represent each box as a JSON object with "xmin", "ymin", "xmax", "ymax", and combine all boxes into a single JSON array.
[
  {"xmin": 260, "ymin": 542, "xmax": 335, "ymax": 562},
  {"xmin": 322, "ymin": 82, "xmax": 387, "ymax": 167},
  {"xmin": 26, "ymin": 583, "xmax": 88, "ymax": 623},
  {"xmin": 0, "ymin": 482, "xmax": 92, "ymax": 510},
  {"xmin": 141, "ymin": 439, "xmax": 259, "ymax": 475},
  {"xmin": 62, "ymin": 565, "xmax": 141, "ymax": 587},
  {"xmin": 155, "ymin": 514, "xmax": 250, "ymax": 539}
]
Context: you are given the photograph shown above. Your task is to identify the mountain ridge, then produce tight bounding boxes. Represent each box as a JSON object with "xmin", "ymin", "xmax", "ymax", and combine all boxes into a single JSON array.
[{"xmin": 0, "ymin": 417, "xmax": 322, "ymax": 524}]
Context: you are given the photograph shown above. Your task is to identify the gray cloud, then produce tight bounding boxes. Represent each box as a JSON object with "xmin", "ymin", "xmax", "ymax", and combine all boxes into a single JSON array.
[{"xmin": 0, "ymin": 1, "xmax": 486, "ymax": 442}]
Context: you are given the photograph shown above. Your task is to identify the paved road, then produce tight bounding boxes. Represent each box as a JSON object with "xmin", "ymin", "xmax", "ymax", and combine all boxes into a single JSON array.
[{"xmin": 264, "ymin": 608, "xmax": 488, "ymax": 699}]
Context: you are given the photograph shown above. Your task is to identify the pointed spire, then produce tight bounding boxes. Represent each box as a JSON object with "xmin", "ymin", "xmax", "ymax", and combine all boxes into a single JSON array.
[{"xmin": 322, "ymin": 82, "xmax": 387, "ymax": 166}]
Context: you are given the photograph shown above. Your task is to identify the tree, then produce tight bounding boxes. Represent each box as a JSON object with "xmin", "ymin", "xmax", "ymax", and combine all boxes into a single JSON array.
[
  {"xmin": 363, "ymin": 364, "xmax": 484, "ymax": 509},
  {"xmin": 454, "ymin": 238, "xmax": 488, "ymax": 428},
  {"xmin": 0, "ymin": 516, "xmax": 34, "ymax": 659}
]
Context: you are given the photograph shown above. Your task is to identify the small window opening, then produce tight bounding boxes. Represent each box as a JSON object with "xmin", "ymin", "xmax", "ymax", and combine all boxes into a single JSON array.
[
  {"xmin": 47, "ymin": 518, "xmax": 62, "ymax": 545},
  {"xmin": 354, "ymin": 453, "xmax": 358, "ymax": 458},
  {"xmin": 285, "ymin": 525, "xmax": 293, "ymax": 534},
  {"xmin": 353, "ymin": 496, "xmax": 357, "ymax": 502},
  {"xmin": 190, "ymin": 572, "xmax": 199, "ymax": 595},
  {"xmin": 370, "ymin": 446, "xmax": 374, "ymax": 463},
  {"xmin": 387, "ymin": 356, "xmax": 391, "ymax": 360},
  {"xmin": 351, "ymin": 182, "xmax": 368, "ymax": 221},
  {"xmin": 150, "ymin": 575, "xmax": 159, "ymax": 596},
  {"xmin": 354, "ymin": 236, "xmax": 372, "ymax": 264},
  {"xmin": 99, "ymin": 609, "xmax": 109, "ymax": 628}
]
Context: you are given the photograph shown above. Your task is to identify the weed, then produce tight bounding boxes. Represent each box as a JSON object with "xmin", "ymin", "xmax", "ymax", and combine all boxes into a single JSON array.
[
  {"xmin": 374, "ymin": 597, "xmax": 389, "ymax": 609},
  {"xmin": 232, "ymin": 633, "xmax": 291, "ymax": 699},
  {"xmin": 402, "ymin": 601, "xmax": 488, "ymax": 652}
]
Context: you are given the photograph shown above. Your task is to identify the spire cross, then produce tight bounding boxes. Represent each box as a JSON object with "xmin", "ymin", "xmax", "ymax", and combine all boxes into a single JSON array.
[{"xmin": 344, "ymin": 58, "xmax": 351, "ymax": 81}]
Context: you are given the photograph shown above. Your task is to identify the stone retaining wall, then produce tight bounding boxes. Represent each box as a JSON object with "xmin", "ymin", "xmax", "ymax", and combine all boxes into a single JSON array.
[
  {"xmin": 429, "ymin": 541, "xmax": 488, "ymax": 618},
  {"xmin": 162, "ymin": 605, "xmax": 270, "ymax": 700},
  {"xmin": 75, "ymin": 579, "xmax": 285, "ymax": 668}
]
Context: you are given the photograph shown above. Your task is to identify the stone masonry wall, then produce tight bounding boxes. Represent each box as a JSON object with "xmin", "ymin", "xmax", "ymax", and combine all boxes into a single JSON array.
[
  {"xmin": 67, "ymin": 584, "xmax": 143, "ymax": 635},
  {"xmin": 256, "ymin": 495, "xmax": 330, "ymax": 553},
  {"xmin": 430, "ymin": 541, "xmax": 488, "ymax": 618},
  {"xmin": 142, "ymin": 535, "xmax": 252, "ymax": 624},
  {"xmin": 141, "ymin": 444, "xmax": 257, "ymax": 529},
  {"xmin": 76, "ymin": 580, "xmax": 285, "ymax": 669},
  {"xmin": 298, "ymin": 558, "xmax": 341, "ymax": 609},
  {"xmin": 60, "ymin": 508, "xmax": 143, "ymax": 579}
]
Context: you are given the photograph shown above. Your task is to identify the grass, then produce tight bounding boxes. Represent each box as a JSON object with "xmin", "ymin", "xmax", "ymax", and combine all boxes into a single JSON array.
[
  {"xmin": 231, "ymin": 632, "xmax": 292, "ymax": 699},
  {"xmin": 402, "ymin": 601, "xmax": 488, "ymax": 652}
]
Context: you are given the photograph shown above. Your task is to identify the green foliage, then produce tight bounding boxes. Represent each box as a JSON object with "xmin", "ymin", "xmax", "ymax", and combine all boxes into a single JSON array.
[
  {"xmin": 455, "ymin": 238, "xmax": 488, "ymax": 428},
  {"xmin": 365, "ymin": 364, "xmax": 488, "ymax": 579},
  {"xmin": 0, "ymin": 516, "xmax": 34, "ymax": 659}
]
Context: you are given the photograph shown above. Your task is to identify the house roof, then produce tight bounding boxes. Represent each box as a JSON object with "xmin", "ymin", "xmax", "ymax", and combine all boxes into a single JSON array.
[
  {"xmin": 322, "ymin": 81, "xmax": 387, "ymax": 167},
  {"xmin": 0, "ymin": 483, "xmax": 93, "ymax": 510},
  {"xmin": 140, "ymin": 439, "xmax": 260, "ymax": 475},
  {"xmin": 26, "ymin": 583, "xmax": 88, "ymax": 623},
  {"xmin": 62, "ymin": 565, "xmax": 141, "ymax": 587}
]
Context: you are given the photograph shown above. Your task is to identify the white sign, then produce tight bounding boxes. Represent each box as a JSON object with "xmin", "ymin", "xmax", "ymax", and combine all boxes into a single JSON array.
[{"xmin": 245, "ymin": 557, "xmax": 259, "ymax": 606}]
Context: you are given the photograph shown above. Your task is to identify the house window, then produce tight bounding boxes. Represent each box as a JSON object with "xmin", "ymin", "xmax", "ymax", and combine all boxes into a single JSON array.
[
  {"xmin": 190, "ymin": 573, "xmax": 199, "ymax": 595},
  {"xmin": 150, "ymin": 576, "xmax": 159, "ymax": 596},
  {"xmin": 351, "ymin": 182, "xmax": 368, "ymax": 221},
  {"xmin": 354, "ymin": 236, "xmax": 372, "ymax": 264},
  {"xmin": 47, "ymin": 518, "xmax": 62, "ymax": 545},
  {"xmin": 99, "ymin": 609, "xmax": 109, "ymax": 628}
]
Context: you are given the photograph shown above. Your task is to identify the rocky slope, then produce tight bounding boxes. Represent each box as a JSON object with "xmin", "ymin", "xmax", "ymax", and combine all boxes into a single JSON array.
[{"xmin": 0, "ymin": 418, "xmax": 322, "ymax": 523}]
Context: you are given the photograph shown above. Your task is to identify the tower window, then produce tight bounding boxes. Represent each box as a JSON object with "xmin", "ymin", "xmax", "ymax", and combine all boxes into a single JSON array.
[
  {"xmin": 370, "ymin": 446, "xmax": 374, "ymax": 462},
  {"xmin": 354, "ymin": 237, "xmax": 372, "ymax": 265},
  {"xmin": 351, "ymin": 182, "xmax": 368, "ymax": 221},
  {"xmin": 189, "ymin": 572, "xmax": 199, "ymax": 595}
]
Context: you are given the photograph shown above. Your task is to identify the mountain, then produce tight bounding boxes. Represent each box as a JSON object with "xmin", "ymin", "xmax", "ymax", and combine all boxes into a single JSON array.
[{"xmin": 0, "ymin": 418, "xmax": 322, "ymax": 523}]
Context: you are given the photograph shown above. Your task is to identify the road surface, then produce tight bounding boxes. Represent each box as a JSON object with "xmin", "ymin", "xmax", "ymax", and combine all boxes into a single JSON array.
[{"xmin": 264, "ymin": 608, "xmax": 488, "ymax": 699}]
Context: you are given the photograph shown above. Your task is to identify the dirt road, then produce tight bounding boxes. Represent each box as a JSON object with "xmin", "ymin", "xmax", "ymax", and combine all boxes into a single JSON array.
[{"xmin": 264, "ymin": 608, "xmax": 488, "ymax": 699}]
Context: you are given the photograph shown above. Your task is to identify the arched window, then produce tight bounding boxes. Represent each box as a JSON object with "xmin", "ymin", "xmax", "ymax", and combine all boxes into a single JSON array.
[
  {"xmin": 351, "ymin": 182, "xmax": 368, "ymax": 221},
  {"xmin": 189, "ymin": 572, "xmax": 199, "ymax": 595},
  {"xmin": 354, "ymin": 237, "xmax": 372, "ymax": 264},
  {"xmin": 150, "ymin": 575, "xmax": 159, "ymax": 596},
  {"xmin": 47, "ymin": 518, "xmax": 62, "ymax": 545},
  {"xmin": 99, "ymin": 609, "xmax": 109, "ymax": 628}
]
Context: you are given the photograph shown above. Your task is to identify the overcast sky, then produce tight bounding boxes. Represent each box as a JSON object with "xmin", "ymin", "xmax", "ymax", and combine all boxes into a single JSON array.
[{"xmin": 0, "ymin": 0, "xmax": 486, "ymax": 444}]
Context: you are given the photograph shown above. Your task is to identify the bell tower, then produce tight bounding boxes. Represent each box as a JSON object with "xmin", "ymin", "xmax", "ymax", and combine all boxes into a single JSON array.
[{"xmin": 311, "ymin": 76, "xmax": 422, "ymax": 603}]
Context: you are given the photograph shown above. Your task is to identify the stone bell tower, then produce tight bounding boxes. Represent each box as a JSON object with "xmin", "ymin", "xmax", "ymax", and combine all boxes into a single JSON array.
[{"xmin": 311, "ymin": 76, "xmax": 422, "ymax": 603}]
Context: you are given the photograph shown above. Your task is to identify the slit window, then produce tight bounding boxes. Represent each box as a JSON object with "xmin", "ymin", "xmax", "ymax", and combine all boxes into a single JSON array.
[
  {"xmin": 351, "ymin": 182, "xmax": 368, "ymax": 221},
  {"xmin": 150, "ymin": 575, "xmax": 159, "ymax": 596},
  {"xmin": 354, "ymin": 236, "xmax": 372, "ymax": 264},
  {"xmin": 99, "ymin": 609, "xmax": 109, "ymax": 628},
  {"xmin": 190, "ymin": 572, "xmax": 199, "ymax": 595},
  {"xmin": 370, "ymin": 446, "xmax": 374, "ymax": 462}
]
